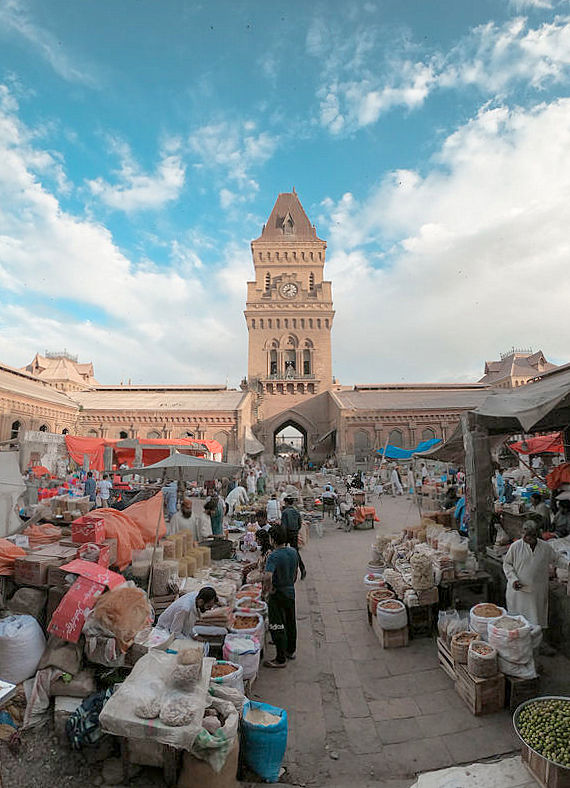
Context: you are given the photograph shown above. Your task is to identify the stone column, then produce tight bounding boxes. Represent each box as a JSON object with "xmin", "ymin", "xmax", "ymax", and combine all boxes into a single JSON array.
[{"xmin": 462, "ymin": 412, "xmax": 494, "ymax": 554}]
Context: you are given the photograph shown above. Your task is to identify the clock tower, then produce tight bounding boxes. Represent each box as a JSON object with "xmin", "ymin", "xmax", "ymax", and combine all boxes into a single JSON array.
[{"xmin": 245, "ymin": 190, "xmax": 335, "ymax": 418}]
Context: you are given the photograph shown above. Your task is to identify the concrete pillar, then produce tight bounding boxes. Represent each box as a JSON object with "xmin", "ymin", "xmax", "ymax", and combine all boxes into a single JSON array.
[
  {"xmin": 134, "ymin": 445, "xmax": 143, "ymax": 467},
  {"xmin": 103, "ymin": 445, "xmax": 114, "ymax": 472},
  {"xmin": 462, "ymin": 412, "xmax": 494, "ymax": 554}
]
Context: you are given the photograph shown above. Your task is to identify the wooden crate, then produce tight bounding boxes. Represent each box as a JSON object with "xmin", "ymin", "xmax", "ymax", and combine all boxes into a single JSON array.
[
  {"xmin": 372, "ymin": 615, "xmax": 408, "ymax": 649},
  {"xmin": 437, "ymin": 637, "xmax": 456, "ymax": 681},
  {"xmin": 454, "ymin": 663, "xmax": 505, "ymax": 715},
  {"xmin": 506, "ymin": 676, "xmax": 540, "ymax": 714},
  {"xmin": 521, "ymin": 742, "xmax": 570, "ymax": 788}
]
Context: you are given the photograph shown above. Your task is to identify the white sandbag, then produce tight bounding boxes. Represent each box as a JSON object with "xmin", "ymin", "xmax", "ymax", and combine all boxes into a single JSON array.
[
  {"xmin": 223, "ymin": 634, "xmax": 261, "ymax": 681},
  {"xmin": 210, "ymin": 661, "xmax": 244, "ymax": 694},
  {"xmin": 376, "ymin": 599, "xmax": 407, "ymax": 631},
  {"xmin": 363, "ymin": 573, "xmax": 384, "ymax": 587},
  {"xmin": 488, "ymin": 615, "xmax": 535, "ymax": 676},
  {"xmin": 0, "ymin": 615, "xmax": 46, "ymax": 684},
  {"xmin": 469, "ymin": 604, "xmax": 506, "ymax": 641}
]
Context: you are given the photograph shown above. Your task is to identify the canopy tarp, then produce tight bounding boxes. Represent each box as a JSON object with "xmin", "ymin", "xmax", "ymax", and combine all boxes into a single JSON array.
[
  {"xmin": 66, "ymin": 435, "xmax": 223, "ymax": 471},
  {"xmin": 65, "ymin": 435, "xmax": 111, "ymax": 471},
  {"xmin": 377, "ymin": 438, "xmax": 441, "ymax": 460},
  {"xmin": 96, "ymin": 491, "xmax": 166, "ymax": 570},
  {"xmin": 509, "ymin": 432, "xmax": 564, "ymax": 455},
  {"xmin": 474, "ymin": 366, "xmax": 570, "ymax": 434},
  {"xmin": 118, "ymin": 451, "xmax": 241, "ymax": 482}
]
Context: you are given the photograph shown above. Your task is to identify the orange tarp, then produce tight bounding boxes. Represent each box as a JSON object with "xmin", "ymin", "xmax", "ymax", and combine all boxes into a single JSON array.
[
  {"xmin": 510, "ymin": 432, "xmax": 564, "ymax": 455},
  {"xmin": 65, "ymin": 435, "xmax": 110, "ymax": 471},
  {"xmin": 96, "ymin": 492, "xmax": 166, "ymax": 570},
  {"xmin": 546, "ymin": 462, "xmax": 570, "ymax": 491},
  {"xmin": 0, "ymin": 539, "xmax": 26, "ymax": 576},
  {"xmin": 353, "ymin": 506, "xmax": 380, "ymax": 525}
]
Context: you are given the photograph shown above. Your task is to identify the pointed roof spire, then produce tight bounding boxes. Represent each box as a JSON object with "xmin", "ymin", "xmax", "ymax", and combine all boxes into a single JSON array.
[{"xmin": 254, "ymin": 191, "xmax": 322, "ymax": 242}]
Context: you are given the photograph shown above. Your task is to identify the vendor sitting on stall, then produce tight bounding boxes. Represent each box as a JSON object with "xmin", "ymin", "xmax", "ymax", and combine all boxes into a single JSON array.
[
  {"xmin": 157, "ymin": 586, "xmax": 219, "ymax": 637},
  {"xmin": 503, "ymin": 520, "xmax": 554, "ymax": 627}
]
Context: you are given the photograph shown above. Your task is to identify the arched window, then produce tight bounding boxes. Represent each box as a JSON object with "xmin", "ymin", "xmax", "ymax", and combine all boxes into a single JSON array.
[
  {"xmin": 270, "ymin": 349, "xmax": 277, "ymax": 375},
  {"xmin": 309, "ymin": 319, "xmax": 313, "ymax": 328},
  {"xmin": 268, "ymin": 319, "xmax": 272, "ymax": 328},
  {"xmin": 251, "ymin": 319, "xmax": 256, "ymax": 329},
  {"xmin": 62, "ymin": 428, "xmax": 69, "ymax": 435},
  {"xmin": 303, "ymin": 349, "xmax": 311, "ymax": 376},
  {"xmin": 300, "ymin": 319, "xmax": 305, "ymax": 329},
  {"xmin": 309, "ymin": 272, "xmax": 315, "ymax": 291},
  {"xmin": 422, "ymin": 428, "xmax": 436, "ymax": 442},
  {"xmin": 260, "ymin": 319, "xmax": 264, "ymax": 329},
  {"xmin": 147, "ymin": 430, "xmax": 161, "ymax": 439},
  {"xmin": 213, "ymin": 430, "xmax": 229, "ymax": 456},
  {"xmin": 284, "ymin": 319, "xmax": 288, "ymax": 328},
  {"xmin": 317, "ymin": 319, "xmax": 321, "ymax": 329},
  {"xmin": 87, "ymin": 429, "xmax": 98, "ymax": 437},
  {"xmin": 265, "ymin": 272, "xmax": 271, "ymax": 291},
  {"xmin": 184, "ymin": 431, "xmax": 195, "ymax": 437},
  {"xmin": 119, "ymin": 430, "xmax": 128, "ymax": 439},
  {"xmin": 10, "ymin": 421, "xmax": 21, "ymax": 440},
  {"xmin": 389, "ymin": 429, "xmax": 403, "ymax": 448},
  {"xmin": 38, "ymin": 424, "xmax": 48, "ymax": 432},
  {"xmin": 354, "ymin": 430, "xmax": 370, "ymax": 461},
  {"xmin": 276, "ymin": 319, "xmax": 280, "ymax": 329}
]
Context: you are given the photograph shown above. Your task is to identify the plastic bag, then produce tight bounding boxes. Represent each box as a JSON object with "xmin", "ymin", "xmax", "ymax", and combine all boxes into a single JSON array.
[
  {"xmin": 208, "ymin": 682, "xmax": 245, "ymax": 713},
  {"xmin": 222, "ymin": 634, "xmax": 261, "ymax": 681},
  {"xmin": 160, "ymin": 690, "xmax": 198, "ymax": 727},
  {"xmin": 134, "ymin": 680, "xmax": 164, "ymax": 719},
  {"xmin": 446, "ymin": 611, "xmax": 469, "ymax": 642},
  {"xmin": 437, "ymin": 610, "xmax": 458, "ymax": 641},
  {"xmin": 191, "ymin": 696, "xmax": 239, "ymax": 772},
  {"xmin": 0, "ymin": 615, "xmax": 46, "ymax": 684},
  {"xmin": 488, "ymin": 615, "xmax": 533, "ymax": 665},
  {"xmin": 242, "ymin": 700, "xmax": 287, "ymax": 783}
]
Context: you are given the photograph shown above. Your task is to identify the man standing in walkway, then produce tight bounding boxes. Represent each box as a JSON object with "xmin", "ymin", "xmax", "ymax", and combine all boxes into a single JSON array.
[
  {"xmin": 84, "ymin": 471, "xmax": 96, "ymax": 506},
  {"xmin": 390, "ymin": 466, "xmax": 403, "ymax": 496},
  {"xmin": 263, "ymin": 524, "xmax": 299, "ymax": 668},
  {"xmin": 503, "ymin": 520, "xmax": 553, "ymax": 627},
  {"xmin": 281, "ymin": 495, "xmax": 306, "ymax": 580},
  {"xmin": 97, "ymin": 474, "xmax": 113, "ymax": 508}
]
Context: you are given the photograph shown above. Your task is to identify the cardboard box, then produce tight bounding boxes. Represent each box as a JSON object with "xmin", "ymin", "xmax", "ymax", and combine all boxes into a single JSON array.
[
  {"xmin": 14, "ymin": 555, "xmax": 64, "ymax": 587},
  {"xmin": 71, "ymin": 515, "xmax": 105, "ymax": 544},
  {"xmin": 48, "ymin": 576, "xmax": 106, "ymax": 643},
  {"xmin": 33, "ymin": 545, "xmax": 78, "ymax": 561}
]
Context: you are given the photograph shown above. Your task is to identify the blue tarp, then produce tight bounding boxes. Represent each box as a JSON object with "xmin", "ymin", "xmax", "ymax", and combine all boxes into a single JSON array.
[{"xmin": 376, "ymin": 438, "xmax": 441, "ymax": 460}]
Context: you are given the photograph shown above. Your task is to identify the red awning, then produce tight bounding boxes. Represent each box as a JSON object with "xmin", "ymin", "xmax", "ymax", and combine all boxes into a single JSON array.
[{"xmin": 509, "ymin": 432, "xmax": 564, "ymax": 455}]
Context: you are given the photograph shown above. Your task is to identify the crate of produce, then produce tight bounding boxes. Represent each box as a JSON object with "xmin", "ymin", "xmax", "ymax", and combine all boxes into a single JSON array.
[
  {"xmin": 514, "ymin": 696, "xmax": 570, "ymax": 787},
  {"xmin": 437, "ymin": 636, "xmax": 456, "ymax": 681},
  {"xmin": 372, "ymin": 615, "xmax": 408, "ymax": 649},
  {"xmin": 454, "ymin": 662, "xmax": 505, "ymax": 716}
]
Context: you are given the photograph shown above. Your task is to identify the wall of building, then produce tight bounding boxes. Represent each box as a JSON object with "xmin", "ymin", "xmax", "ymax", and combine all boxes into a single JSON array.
[{"xmin": 19, "ymin": 431, "xmax": 69, "ymax": 475}]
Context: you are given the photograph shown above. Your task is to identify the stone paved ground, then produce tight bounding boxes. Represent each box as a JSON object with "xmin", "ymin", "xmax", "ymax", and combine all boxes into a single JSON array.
[{"xmin": 250, "ymin": 493, "xmax": 521, "ymax": 787}]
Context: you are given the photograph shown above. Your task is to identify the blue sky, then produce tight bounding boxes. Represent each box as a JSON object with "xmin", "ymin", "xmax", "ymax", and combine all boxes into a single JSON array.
[{"xmin": 0, "ymin": 0, "xmax": 569, "ymax": 386}]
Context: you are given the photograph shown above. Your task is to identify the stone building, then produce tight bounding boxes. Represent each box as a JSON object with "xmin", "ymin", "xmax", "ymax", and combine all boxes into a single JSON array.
[
  {"xmin": 245, "ymin": 189, "xmax": 334, "ymax": 421},
  {"xmin": 0, "ymin": 191, "xmax": 562, "ymax": 469}
]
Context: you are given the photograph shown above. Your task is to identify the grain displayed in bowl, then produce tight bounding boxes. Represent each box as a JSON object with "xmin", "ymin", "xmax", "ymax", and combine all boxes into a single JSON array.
[{"xmin": 472, "ymin": 603, "xmax": 503, "ymax": 618}]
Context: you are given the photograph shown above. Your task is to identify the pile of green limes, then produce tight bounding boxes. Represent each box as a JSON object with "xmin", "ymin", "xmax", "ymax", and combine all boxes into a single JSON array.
[{"xmin": 516, "ymin": 698, "xmax": 570, "ymax": 768}]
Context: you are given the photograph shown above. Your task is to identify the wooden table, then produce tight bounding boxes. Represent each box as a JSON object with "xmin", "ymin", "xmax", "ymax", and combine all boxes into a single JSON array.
[{"xmin": 439, "ymin": 570, "xmax": 492, "ymax": 610}]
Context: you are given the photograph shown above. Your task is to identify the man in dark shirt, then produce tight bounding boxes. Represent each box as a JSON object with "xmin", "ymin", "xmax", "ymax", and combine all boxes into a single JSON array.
[
  {"xmin": 281, "ymin": 495, "xmax": 306, "ymax": 580},
  {"xmin": 263, "ymin": 524, "xmax": 299, "ymax": 668}
]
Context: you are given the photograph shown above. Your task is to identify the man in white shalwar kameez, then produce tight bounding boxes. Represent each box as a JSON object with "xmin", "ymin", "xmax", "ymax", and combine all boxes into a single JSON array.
[{"xmin": 503, "ymin": 521, "xmax": 554, "ymax": 627}]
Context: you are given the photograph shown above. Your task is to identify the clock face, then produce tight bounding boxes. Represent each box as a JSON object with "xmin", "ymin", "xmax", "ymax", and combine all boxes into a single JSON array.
[{"xmin": 280, "ymin": 282, "xmax": 298, "ymax": 299}]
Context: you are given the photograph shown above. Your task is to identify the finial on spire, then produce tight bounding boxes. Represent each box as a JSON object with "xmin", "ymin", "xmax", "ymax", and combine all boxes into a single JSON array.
[{"xmin": 292, "ymin": 186, "xmax": 296, "ymax": 194}]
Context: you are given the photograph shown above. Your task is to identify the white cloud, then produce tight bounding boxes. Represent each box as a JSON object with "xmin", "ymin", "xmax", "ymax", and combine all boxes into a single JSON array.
[
  {"xmin": 509, "ymin": 0, "xmax": 552, "ymax": 9},
  {"xmin": 188, "ymin": 120, "xmax": 278, "ymax": 195},
  {"xmin": 0, "ymin": 86, "xmax": 248, "ymax": 384},
  {"xmin": 87, "ymin": 139, "xmax": 185, "ymax": 213},
  {"xmin": 310, "ymin": 13, "xmax": 570, "ymax": 134},
  {"xmin": 0, "ymin": 0, "xmax": 99, "ymax": 87},
  {"xmin": 319, "ymin": 99, "xmax": 570, "ymax": 382}
]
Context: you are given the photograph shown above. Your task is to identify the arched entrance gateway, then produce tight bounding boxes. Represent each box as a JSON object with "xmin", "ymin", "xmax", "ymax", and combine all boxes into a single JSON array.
[{"xmin": 273, "ymin": 420, "xmax": 307, "ymax": 456}]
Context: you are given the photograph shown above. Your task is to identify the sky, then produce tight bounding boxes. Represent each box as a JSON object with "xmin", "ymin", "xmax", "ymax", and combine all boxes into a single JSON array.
[{"xmin": 0, "ymin": 0, "xmax": 569, "ymax": 387}]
